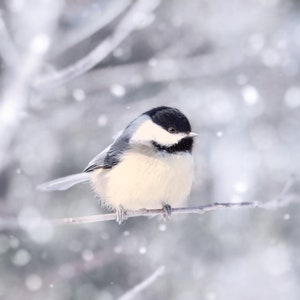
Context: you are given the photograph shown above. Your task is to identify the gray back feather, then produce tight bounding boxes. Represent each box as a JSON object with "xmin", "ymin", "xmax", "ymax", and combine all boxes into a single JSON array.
[
  {"xmin": 38, "ymin": 115, "xmax": 149, "ymax": 191},
  {"xmin": 83, "ymin": 115, "xmax": 149, "ymax": 172}
]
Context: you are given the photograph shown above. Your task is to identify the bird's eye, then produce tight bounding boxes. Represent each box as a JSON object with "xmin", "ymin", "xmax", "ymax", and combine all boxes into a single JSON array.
[{"xmin": 168, "ymin": 127, "xmax": 177, "ymax": 134}]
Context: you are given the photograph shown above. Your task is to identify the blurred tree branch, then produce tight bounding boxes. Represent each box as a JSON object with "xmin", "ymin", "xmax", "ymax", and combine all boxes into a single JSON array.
[
  {"xmin": 0, "ymin": 14, "xmax": 19, "ymax": 66},
  {"xmin": 0, "ymin": 0, "xmax": 62, "ymax": 173},
  {"xmin": 34, "ymin": 0, "xmax": 161, "ymax": 90},
  {"xmin": 118, "ymin": 266, "xmax": 165, "ymax": 300},
  {"xmin": 52, "ymin": 0, "xmax": 133, "ymax": 56},
  {"xmin": 44, "ymin": 48, "xmax": 254, "ymax": 97}
]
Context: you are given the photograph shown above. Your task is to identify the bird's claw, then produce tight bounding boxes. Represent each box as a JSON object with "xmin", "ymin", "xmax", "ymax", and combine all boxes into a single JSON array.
[
  {"xmin": 162, "ymin": 204, "xmax": 172, "ymax": 220},
  {"xmin": 116, "ymin": 206, "xmax": 127, "ymax": 225}
]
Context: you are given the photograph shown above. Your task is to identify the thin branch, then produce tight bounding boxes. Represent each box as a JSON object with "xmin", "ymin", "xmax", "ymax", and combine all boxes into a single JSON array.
[
  {"xmin": 34, "ymin": 0, "xmax": 161, "ymax": 90},
  {"xmin": 0, "ymin": 177, "xmax": 297, "ymax": 231},
  {"xmin": 52, "ymin": 202, "xmax": 261, "ymax": 225},
  {"xmin": 0, "ymin": 202, "xmax": 260, "ymax": 231},
  {"xmin": 46, "ymin": 47, "xmax": 251, "ymax": 96},
  {"xmin": 264, "ymin": 175, "xmax": 296, "ymax": 208},
  {"xmin": 52, "ymin": 0, "xmax": 133, "ymax": 56},
  {"xmin": 48, "ymin": 175, "xmax": 298, "ymax": 226},
  {"xmin": 0, "ymin": 13, "xmax": 19, "ymax": 66},
  {"xmin": 118, "ymin": 266, "xmax": 165, "ymax": 300}
]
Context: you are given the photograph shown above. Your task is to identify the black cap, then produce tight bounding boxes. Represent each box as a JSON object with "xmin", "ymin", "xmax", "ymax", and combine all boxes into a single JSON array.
[{"xmin": 144, "ymin": 106, "xmax": 191, "ymax": 133}]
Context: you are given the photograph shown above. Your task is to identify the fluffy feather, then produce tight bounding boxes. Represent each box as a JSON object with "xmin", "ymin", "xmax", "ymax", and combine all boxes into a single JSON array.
[
  {"xmin": 38, "ymin": 106, "xmax": 196, "ymax": 212},
  {"xmin": 90, "ymin": 145, "xmax": 194, "ymax": 210}
]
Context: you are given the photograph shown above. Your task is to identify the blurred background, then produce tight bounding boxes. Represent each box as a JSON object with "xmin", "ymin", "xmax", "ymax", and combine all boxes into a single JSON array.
[{"xmin": 0, "ymin": 0, "xmax": 300, "ymax": 299}]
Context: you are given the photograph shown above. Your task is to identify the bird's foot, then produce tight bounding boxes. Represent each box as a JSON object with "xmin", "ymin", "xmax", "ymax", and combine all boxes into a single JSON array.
[
  {"xmin": 116, "ymin": 206, "xmax": 127, "ymax": 225},
  {"xmin": 162, "ymin": 204, "xmax": 172, "ymax": 220}
]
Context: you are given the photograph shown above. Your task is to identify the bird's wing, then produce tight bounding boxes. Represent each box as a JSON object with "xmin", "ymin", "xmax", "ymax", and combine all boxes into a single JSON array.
[
  {"xmin": 83, "ymin": 144, "xmax": 112, "ymax": 172},
  {"xmin": 84, "ymin": 114, "xmax": 149, "ymax": 172},
  {"xmin": 83, "ymin": 134, "xmax": 130, "ymax": 172},
  {"xmin": 38, "ymin": 115, "xmax": 148, "ymax": 191}
]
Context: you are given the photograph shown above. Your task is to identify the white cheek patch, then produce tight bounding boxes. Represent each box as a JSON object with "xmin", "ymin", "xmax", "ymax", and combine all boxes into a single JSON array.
[{"xmin": 131, "ymin": 119, "xmax": 184, "ymax": 146}]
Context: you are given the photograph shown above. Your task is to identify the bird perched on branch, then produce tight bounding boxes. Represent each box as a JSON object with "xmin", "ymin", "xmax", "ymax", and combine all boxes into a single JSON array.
[{"xmin": 38, "ymin": 106, "xmax": 197, "ymax": 223}]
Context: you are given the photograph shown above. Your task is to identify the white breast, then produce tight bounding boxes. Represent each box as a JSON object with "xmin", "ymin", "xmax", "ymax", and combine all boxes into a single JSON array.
[{"xmin": 90, "ymin": 149, "xmax": 194, "ymax": 210}]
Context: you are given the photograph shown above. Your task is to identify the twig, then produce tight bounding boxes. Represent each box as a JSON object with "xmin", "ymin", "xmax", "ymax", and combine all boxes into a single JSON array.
[
  {"xmin": 0, "ymin": 202, "xmax": 259, "ymax": 231},
  {"xmin": 118, "ymin": 266, "xmax": 165, "ymax": 300},
  {"xmin": 0, "ymin": 13, "xmax": 19, "ymax": 66},
  {"xmin": 47, "ymin": 175, "xmax": 299, "ymax": 226},
  {"xmin": 264, "ymin": 175, "xmax": 296, "ymax": 208},
  {"xmin": 52, "ymin": 202, "xmax": 261, "ymax": 225},
  {"xmin": 52, "ymin": 0, "xmax": 133, "ymax": 56},
  {"xmin": 0, "ymin": 176, "xmax": 297, "ymax": 231},
  {"xmin": 51, "ymin": 47, "xmax": 251, "ymax": 94},
  {"xmin": 34, "ymin": 0, "xmax": 161, "ymax": 89}
]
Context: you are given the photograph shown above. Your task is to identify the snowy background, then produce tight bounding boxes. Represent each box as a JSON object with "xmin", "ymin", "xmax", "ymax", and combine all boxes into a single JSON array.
[{"xmin": 1, "ymin": 0, "xmax": 300, "ymax": 299}]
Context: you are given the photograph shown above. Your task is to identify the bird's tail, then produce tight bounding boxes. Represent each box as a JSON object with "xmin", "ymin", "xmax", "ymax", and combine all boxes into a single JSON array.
[{"xmin": 37, "ymin": 173, "xmax": 90, "ymax": 191}]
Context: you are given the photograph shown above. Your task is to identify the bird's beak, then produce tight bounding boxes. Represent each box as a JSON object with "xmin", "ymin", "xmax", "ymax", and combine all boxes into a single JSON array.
[{"xmin": 188, "ymin": 132, "xmax": 198, "ymax": 137}]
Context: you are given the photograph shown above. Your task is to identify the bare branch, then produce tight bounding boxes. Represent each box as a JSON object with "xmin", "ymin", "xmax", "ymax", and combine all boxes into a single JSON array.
[
  {"xmin": 0, "ymin": 0, "xmax": 62, "ymax": 173},
  {"xmin": 52, "ymin": 202, "xmax": 261, "ymax": 226},
  {"xmin": 34, "ymin": 0, "xmax": 161, "ymax": 89},
  {"xmin": 58, "ymin": 48, "xmax": 254, "ymax": 95},
  {"xmin": 0, "ymin": 13, "xmax": 19, "ymax": 66},
  {"xmin": 118, "ymin": 266, "xmax": 165, "ymax": 300},
  {"xmin": 0, "ymin": 176, "xmax": 297, "ymax": 231},
  {"xmin": 264, "ymin": 175, "xmax": 296, "ymax": 208},
  {"xmin": 52, "ymin": 0, "xmax": 133, "ymax": 56},
  {"xmin": 46, "ymin": 175, "xmax": 299, "ymax": 226}
]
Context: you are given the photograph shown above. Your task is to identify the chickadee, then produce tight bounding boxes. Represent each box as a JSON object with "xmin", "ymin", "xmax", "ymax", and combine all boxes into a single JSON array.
[{"xmin": 38, "ymin": 106, "xmax": 197, "ymax": 223}]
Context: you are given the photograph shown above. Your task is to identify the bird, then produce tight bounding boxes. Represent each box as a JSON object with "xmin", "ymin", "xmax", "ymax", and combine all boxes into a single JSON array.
[{"xmin": 38, "ymin": 106, "xmax": 197, "ymax": 223}]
